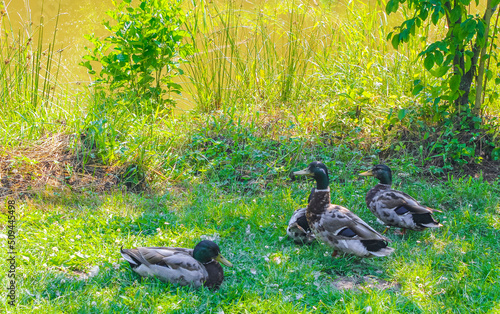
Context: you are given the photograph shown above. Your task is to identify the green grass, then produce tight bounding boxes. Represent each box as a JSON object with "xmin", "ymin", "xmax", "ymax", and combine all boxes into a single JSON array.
[
  {"xmin": 1, "ymin": 167, "xmax": 499, "ymax": 313},
  {"xmin": 1, "ymin": 0, "xmax": 500, "ymax": 312}
]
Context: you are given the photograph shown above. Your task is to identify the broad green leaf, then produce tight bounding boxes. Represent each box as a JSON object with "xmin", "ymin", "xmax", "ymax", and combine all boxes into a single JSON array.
[
  {"xmin": 419, "ymin": 9, "xmax": 428, "ymax": 20},
  {"xmin": 430, "ymin": 65, "xmax": 449, "ymax": 77},
  {"xmin": 132, "ymin": 55, "xmax": 142, "ymax": 63},
  {"xmin": 486, "ymin": 69, "xmax": 493, "ymax": 80},
  {"xmin": 385, "ymin": 0, "xmax": 394, "ymax": 14},
  {"xmin": 450, "ymin": 6, "xmax": 462, "ymax": 23},
  {"xmin": 424, "ymin": 55, "xmax": 435, "ymax": 70},
  {"xmin": 412, "ymin": 84, "xmax": 424, "ymax": 95},
  {"xmin": 449, "ymin": 75, "xmax": 461, "ymax": 92},
  {"xmin": 434, "ymin": 51, "xmax": 444, "ymax": 65},
  {"xmin": 466, "ymin": 19, "xmax": 477, "ymax": 35},
  {"xmin": 465, "ymin": 55, "xmax": 472, "ymax": 73},
  {"xmin": 391, "ymin": 34, "xmax": 400, "ymax": 49},
  {"xmin": 431, "ymin": 9, "xmax": 440, "ymax": 25},
  {"xmin": 401, "ymin": 28, "xmax": 410, "ymax": 42},
  {"xmin": 385, "ymin": 0, "xmax": 399, "ymax": 14},
  {"xmin": 398, "ymin": 109, "xmax": 407, "ymax": 121}
]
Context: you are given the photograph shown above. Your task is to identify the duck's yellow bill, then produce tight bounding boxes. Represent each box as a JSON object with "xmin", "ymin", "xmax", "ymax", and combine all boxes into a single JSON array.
[
  {"xmin": 215, "ymin": 254, "xmax": 233, "ymax": 267},
  {"xmin": 293, "ymin": 168, "xmax": 312, "ymax": 176},
  {"xmin": 359, "ymin": 170, "xmax": 373, "ymax": 176}
]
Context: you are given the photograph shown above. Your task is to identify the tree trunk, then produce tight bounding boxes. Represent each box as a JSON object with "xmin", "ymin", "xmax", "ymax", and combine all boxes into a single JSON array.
[{"xmin": 473, "ymin": 1, "xmax": 497, "ymax": 115}]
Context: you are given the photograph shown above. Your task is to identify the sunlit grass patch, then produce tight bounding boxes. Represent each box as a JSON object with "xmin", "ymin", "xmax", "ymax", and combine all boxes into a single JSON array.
[
  {"xmin": 1, "ymin": 174, "xmax": 499, "ymax": 312},
  {"xmin": 1, "ymin": 0, "xmax": 500, "ymax": 313}
]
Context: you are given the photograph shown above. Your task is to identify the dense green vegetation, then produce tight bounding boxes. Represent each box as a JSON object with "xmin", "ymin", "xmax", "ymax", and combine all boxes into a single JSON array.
[{"xmin": 1, "ymin": 0, "xmax": 500, "ymax": 312}]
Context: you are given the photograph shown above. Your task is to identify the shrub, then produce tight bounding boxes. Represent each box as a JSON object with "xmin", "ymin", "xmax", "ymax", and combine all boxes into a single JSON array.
[{"xmin": 81, "ymin": 0, "xmax": 193, "ymax": 115}]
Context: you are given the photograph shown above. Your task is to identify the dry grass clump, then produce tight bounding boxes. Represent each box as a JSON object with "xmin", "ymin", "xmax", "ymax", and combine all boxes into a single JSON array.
[{"xmin": 0, "ymin": 133, "xmax": 123, "ymax": 202}]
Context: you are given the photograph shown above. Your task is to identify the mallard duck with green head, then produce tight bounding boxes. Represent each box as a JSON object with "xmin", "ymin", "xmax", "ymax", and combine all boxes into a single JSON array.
[
  {"xmin": 287, "ymin": 188, "xmax": 316, "ymax": 244},
  {"xmin": 121, "ymin": 240, "xmax": 233, "ymax": 290},
  {"xmin": 360, "ymin": 164, "xmax": 443, "ymax": 234},
  {"xmin": 294, "ymin": 161, "xmax": 394, "ymax": 257}
]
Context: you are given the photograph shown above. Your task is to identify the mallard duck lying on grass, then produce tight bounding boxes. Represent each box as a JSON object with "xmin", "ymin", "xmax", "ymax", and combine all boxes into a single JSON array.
[
  {"xmin": 294, "ymin": 161, "xmax": 394, "ymax": 257},
  {"xmin": 121, "ymin": 240, "xmax": 233, "ymax": 290},
  {"xmin": 287, "ymin": 188, "xmax": 316, "ymax": 244},
  {"xmin": 360, "ymin": 164, "xmax": 443, "ymax": 234}
]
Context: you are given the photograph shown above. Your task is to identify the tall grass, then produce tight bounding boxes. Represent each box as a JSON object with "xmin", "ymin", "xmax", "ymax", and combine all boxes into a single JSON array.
[
  {"xmin": 183, "ymin": 0, "xmax": 424, "ymax": 113},
  {"xmin": 184, "ymin": 0, "xmax": 328, "ymax": 110},
  {"xmin": 2, "ymin": 0, "xmax": 498, "ymax": 187},
  {"xmin": 0, "ymin": 0, "xmax": 430, "ymax": 187},
  {"xmin": 0, "ymin": 2, "xmax": 73, "ymax": 145}
]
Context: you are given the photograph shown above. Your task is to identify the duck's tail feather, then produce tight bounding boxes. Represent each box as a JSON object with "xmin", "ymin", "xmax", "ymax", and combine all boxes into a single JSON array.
[
  {"xmin": 120, "ymin": 247, "xmax": 141, "ymax": 267},
  {"xmin": 412, "ymin": 212, "xmax": 443, "ymax": 228},
  {"xmin": 421, "ymin": 222, "xmax": 443, "ymax": 228},
  {"xmin": 425, "ymin": 206, "xmax": 443, "ymax": 213},
  {"xmin": 369, "ymin": 246, "xmax": 395, "ymax": 257}
]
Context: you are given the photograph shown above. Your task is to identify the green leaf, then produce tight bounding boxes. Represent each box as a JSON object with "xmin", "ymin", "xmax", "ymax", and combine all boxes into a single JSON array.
[
  {"xmin": 431, "ymin": 9, "xmax": 441, "ymax": 25},
  {"xmin": 132, "ymin": 55, "xmax": 142, "ymax": 63},
  {"xmin": 450, "ymin": 6, "xmax": 462, "ymax": 23},
  {"xmin": 391, "ymin": 34, "xmax": 400, "ymax": 49},
  {"xmin": 430, "ymin": 66, "xmax": 449, "ymax": 77},
  {"xmin": 465, "ymin": 55, "xmax": 472, "ymax": 73},
  {"xmin": 412, "ymin": 84, "xmax": 424, "ymax": 95},
  {"xmin": 386, "ymin": 0, "xmax": 399, "ymax": 14},
  {"xmin": 400, "ymin": 28, "xmax": 410, "ymax": 43},
  {"xmin": 424, "ymin": 54, "xmax": 435, "ymax": 71},
  {"xmin": 486, "ymin": 69, "xmax": 493, "ymax": 80},
  {"xmin": 449, "ymin": 74, "xmax": 461, "ymax": 92},
  {"xmin": 385, "ymin": 0, "xmax": 394, "ymax": 14},
  {"xmin": 398, "ymin": 109, "xmax": 407, "ymax": 121},
  {"xmin": 419, "ymin": 9, "xmax": 428, "ymax": 20},
  {"xmin": 434, "ymin": 51, "xmax": 444, "ymax": 65}
]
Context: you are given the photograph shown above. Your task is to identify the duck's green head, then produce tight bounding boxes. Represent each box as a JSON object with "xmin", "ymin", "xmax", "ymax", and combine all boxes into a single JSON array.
[
  {"xmin": 359, "ymin": 164, "xmax": 392, "ymax": 185},
  {"xmin": 193, "ymin": 240, "xmax": 233, "ymax": 267},
  {"xmin": 293, "ymin": 161, "xmax": 330, "ymax": 190}
]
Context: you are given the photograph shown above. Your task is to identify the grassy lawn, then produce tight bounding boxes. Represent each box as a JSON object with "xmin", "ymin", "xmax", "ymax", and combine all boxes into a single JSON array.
[
  {"xmin": 2, "ymin": 168, "xmax": 499, "ymax": 313},
  {"xmin": 2, "ymin": 0, "xmax": 500, "ymax": 312}
]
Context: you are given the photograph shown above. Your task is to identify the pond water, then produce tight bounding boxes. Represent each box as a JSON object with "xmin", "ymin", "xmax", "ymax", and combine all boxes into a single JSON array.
[
  {"xmin": 6, "ymin": 0, "xmax": 488, "ymax": 110},
  {"xmin": 8, "ymin": 0, "xmax": 113, "ymax": 84}
]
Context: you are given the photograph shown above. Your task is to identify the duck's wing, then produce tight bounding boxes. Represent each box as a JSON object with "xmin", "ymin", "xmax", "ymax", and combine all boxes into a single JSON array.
[
  {"xmin": 376, "ymin": 189, "xmax": 441, "ymax": 214},
  {"xmin": 121, "ymin": 247, "xmax": 208, "ymax": 286},
  {"xmin": 287, "ymin": 207, "xmax": 315, "ymax": 243},
  {"xmin": 316, "ymin": 205, "xmax": 388, "ymax": 241},
  {"xmin": 288, "ymin": 207, "xmax": 310, "ymax": 231},
  {"xmin": 121, "ymin": 247, "xmax": 193, "ymax": 266}
]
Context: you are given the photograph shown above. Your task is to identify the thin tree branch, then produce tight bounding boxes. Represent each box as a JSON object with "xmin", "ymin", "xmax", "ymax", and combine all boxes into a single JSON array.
[
  {"xmin": 481, "ymin": 6, "xmax": 500, "ymax": 114},
  {"xmin": 474, "ymin": 1, "xmax": 497, "ymax": 115}
]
